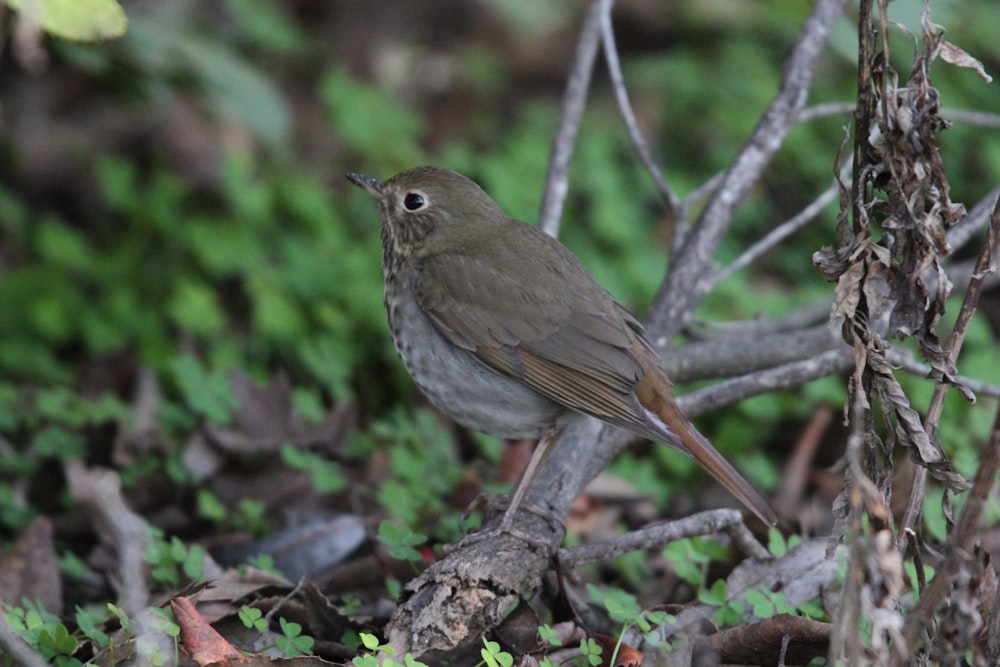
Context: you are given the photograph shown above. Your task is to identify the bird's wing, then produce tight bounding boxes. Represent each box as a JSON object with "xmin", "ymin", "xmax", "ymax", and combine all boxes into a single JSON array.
[{"xmin": 414, "ymin": 221, "xmax": 664, "ymax": 438}]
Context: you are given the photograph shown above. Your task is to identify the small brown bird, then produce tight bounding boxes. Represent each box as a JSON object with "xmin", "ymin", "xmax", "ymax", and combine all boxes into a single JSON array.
[{"xmin": 348, "ymin": 166, "xmax": 776, "ymax": 529}]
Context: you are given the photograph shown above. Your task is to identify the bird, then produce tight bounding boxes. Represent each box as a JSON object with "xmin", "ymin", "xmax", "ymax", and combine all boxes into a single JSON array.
[{"xmin": 347, "ymin": 166, "xmax": 777, "ymax": 533}]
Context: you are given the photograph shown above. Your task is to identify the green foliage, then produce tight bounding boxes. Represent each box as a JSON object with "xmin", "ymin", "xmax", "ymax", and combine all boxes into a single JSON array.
[
  {"xmin": 744, "ymin": 588, "xmax": 795, "ymax": 619},
  {"xmin": 276, "ymin": 617, "xmax": 314, "ymax": 657},
  {"xmin": 281, "ymin": 445, "xmax": 345, "ymax": 494},
  {"xmin": 377, "ymin": 520, "xmax": 428, "ymax": 563},
  {"xmin": 321, "ymin": 66, "xmax": 425, "ymax": 170},
  {"xmin": 661, "ymin": 536, "xmax": 729, "ymax": 586},
  {"xmin": 537, "ymin": 623, "xmax": 562, "ymax": 647},
  {"xmin": 1, "ymin": 4, "xmax": 997, "ymax": 663},
  {"xmin": 767, "ymin": 527, "xmax": 802, "ymax": 556},
  {"xmin": 352, "ymin": 632, "xmax": 429, "ymax": 667},
  {"xmin": 3, "ymin": 600, "xmax": 80, "ymax": 667},
  {"xmin": 146, "ymin": 529, "xmax": 206, "ymax": 587},
  {"xmin": 4, "ymin": 0, "xmax": 127, "ymax": 41},
  {"xmin": 481, "ymin": 638, "xmax": 514, "ymax": 667},
  {"xmin": 238, "ymin": 605, "xmax": 268, "ymax": 632},
  {"xmin": 369, "ymin": 409, "xmax": 467, "ymax": 533},
  {"xmin": 577, "ymin": 637, "xmax": 603, "ymax": 666}
]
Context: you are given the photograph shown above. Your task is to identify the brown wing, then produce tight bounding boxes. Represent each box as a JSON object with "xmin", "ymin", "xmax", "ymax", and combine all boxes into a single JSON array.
[{"xmin": 414, "ymin": 219, "xmax": 667, "ymax": 440}]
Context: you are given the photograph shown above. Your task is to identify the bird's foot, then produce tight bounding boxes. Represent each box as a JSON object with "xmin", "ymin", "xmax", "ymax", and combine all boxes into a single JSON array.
[{"xmin": 450, "ymin": 494, "xmax": 565, "ymax": 553}]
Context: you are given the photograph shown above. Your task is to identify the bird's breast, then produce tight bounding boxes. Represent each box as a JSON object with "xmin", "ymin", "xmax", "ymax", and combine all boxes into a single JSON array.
[{"xmin": 384, "ymin": 280, "xmax": 565, "ymax": 439}]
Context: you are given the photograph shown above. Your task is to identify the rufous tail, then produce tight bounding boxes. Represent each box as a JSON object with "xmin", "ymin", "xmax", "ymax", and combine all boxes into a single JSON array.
[{"xmin": 644, "ymin": 383, "xmax": 777, "ymax": 526}]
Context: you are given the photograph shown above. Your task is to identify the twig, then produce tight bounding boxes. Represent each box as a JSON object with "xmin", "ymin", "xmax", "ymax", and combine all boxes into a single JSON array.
[
  {"xmin": 557, "ymin": 509, "xmax": 768, "ymax": 569},
  {"xmin": 898, "ymin": 189, "xmax": 1000, "ymax": 548},
  {"xmin": 891, "ymin": 399, "xmax": 1000, "ymax": 665},
  {"xmin": 941, "ymin": 107, "xmax": 1000, "ymax": 129},
  {"xmin": 65, "ymin": 462, "xmax": 166, "ymax": 667},
  {"xmin": 645, "ymin": 0, "xmax": 849, "ymax": 345},
  {"xmin": 538, "ymin": 0, "xmax": 610, "ymax": 237},
  {"xmin": 599, "ymin": 2, "xmax": 678, "ymax": 217},
  {"xmin": 946, "ymin": 186, "xmax": 1000, "ymax": 259},
  {"xmin": 709, "ymin": 178, "xmax": 841, "ymax": 290},
  {"xmin": 678, "ymin": 348, "xmax": 848, "ymax": 417},
  {"xmin": 887, "ymin": 348, "xmax": 1000, "ymax": 399}
]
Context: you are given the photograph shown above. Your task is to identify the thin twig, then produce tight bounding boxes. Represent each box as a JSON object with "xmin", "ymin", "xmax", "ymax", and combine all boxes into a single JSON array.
[
  {"xmin": 557, "ymin": 509, "xmax": 768, "ymax": 568},
  {"xmin": 599, "ymin": 3, "xmax": 678, "ymax": 217},
  {"xmin": 898, "ymin": 190, "xmax": 1000, "ymax": 548},
  {"xmin": 887, "ymin": 348, "xmax": 1000, "ymax": 399},
  {"xmin": 538, "ymin": 0, "xmax": 610, "ymax": 237},
  {"xmin": 709, "ymin": 178, "xmax": 841, "ymax": 290},
  {"xmin": 941, "ymin": 107, "xmax": 1000, "ymax": 129}
]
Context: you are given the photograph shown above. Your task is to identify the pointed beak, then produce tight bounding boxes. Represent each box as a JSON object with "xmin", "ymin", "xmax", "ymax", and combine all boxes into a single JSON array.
[{"xmin": 346, "ymin": 172, "xmax": 384, "ymax": 201}]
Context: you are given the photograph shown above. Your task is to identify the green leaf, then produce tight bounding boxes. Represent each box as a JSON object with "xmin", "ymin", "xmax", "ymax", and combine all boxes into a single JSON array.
[
  {"xmin": 171, "ymin": 355, "xmax": 238, "ymax": 425},
  {"xmin": 196, "ymin": 490, "xmax": 228, "ymax": 522},
  {"xmin": 5, "ymin": 0, "xmax": 127, "ymax": 41},
  {"xmin": 168, "ymin": 280, "xmax": 226, "ymax": 336},
  {"xmin": 359, "ymin": 632, "xmax": 381, "ymax": 651}
]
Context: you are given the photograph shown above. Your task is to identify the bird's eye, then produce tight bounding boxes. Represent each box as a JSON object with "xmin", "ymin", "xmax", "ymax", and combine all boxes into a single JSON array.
[{"xmin": 403, "ymin": 192, "xmax": 426, "ymax": 211}]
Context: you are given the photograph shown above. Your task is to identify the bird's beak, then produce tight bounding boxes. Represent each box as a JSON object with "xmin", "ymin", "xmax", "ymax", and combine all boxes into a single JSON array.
[{"xmin": 346, "ymin": 172, "xmax": 385, "ymax": 201}]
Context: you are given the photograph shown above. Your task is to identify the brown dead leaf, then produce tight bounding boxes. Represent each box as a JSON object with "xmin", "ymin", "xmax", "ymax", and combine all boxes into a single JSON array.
[
  {"xmin": 590, "ymin": 634, "xmax": 642, "ymax": 667},
  {"xmin": 172, "ymin": 596, "xmax": 243, "ymax": 666},
  {"xmin": 205, "ymin": 370, "xmax": 355, "ymax": 455},
  {"xmin": 938, "ymin": 39, "xmax": 993, "ymax": 82}
]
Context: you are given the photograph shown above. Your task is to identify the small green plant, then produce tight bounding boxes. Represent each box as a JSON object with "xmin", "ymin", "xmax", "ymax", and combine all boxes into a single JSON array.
[
  {"xmin": 197, "ymin": 490, "xmax": 270, "ymax": 534},
  {"xmin": 352, "ymin": 632, "xmax": 429, "ymax": 667},
  {"xmin": 767, "ymin": 527, "xmax": 802, "ymax": 556},
  {"xmin": 377, "ymin": 520, "xmax": 428, "ymax": 564},
  {"xmin": 146, "ymin": 529, "xmax": 206, "ymax": 587},
  {"xmin": 699, "ymin": 580, "xmax": 746, "ymax": 628},
  {"xmin": 480, "ymin": 637, "xmax": 514, "ymax": 667},
  {"xmin": 3, "ymin": 600, "xmax": 80, "ymax": 667},
  {"xmin": 275, "ymin": 617, "xmax": 314, "ymax": 657},
  {"xmin": 744, "ymin": 588, "xmax": 795, "ymax": 619},
  {"xmin": 661, "ymin": 536, "xmax": 729, "ymax": 586},
  {"xmin": 243, "ymin": 553, "xmax": 283, "ymax": 576},
  {"xmin": 281, "ymin": 444, "xmax": 345, "ymax": 493},
  {"xmin": 371, "ymin": 408, "xmax": 467, "ymax": 533},
  {"xmin": 587, "ymin": 585, "xmax": 674, "ymax": 662},
  {"xmin": 337, "ymin": 594, "xmax": 363, "ymax": 617},
  {"xmin": 577, "ymin": 637, "xmax": 603, "ymax": 666},
  {"xmin": 75, "ymin": 605, "xmax": 110, "ymax": 649},
  {"xmin": 238, "ymin": 606, "xmax": 268, "ymax": 632},
  {"xmin": 171, "ymin": 355, "xmax": 239, "ymax": 425},
  {"xmin": 537, "ymin": 623, "xmax": 562, "ymax": 647}
]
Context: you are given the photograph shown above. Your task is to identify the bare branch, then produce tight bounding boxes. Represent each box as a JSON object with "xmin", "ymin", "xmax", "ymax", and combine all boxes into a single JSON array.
[
  {"xmin": 599, "ymin": 3, "xmax": 679, "ymax": 217},
  {"xmin": 645, "ymin": 0, "xmax": 850, "ymax": 345},
  {"xmin": 538, "ymin": 0, "xmax": 609, "ymax": 237},
  {"xmin": 558, "ymin": 509, "xmax": 769, "ymax": 569},
  {"xmin": 709, "ymin": 179, "xmax": 841, "ymax": 290}
]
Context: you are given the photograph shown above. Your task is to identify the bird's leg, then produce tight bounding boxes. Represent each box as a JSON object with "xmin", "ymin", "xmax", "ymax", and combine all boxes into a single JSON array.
[
  {"xmin": 453, "ymin": 432, "xmax": 565, "ymax": 551},
  {"xmin": 497, "ymin": 432, "xmax": 562, "ymax": 533}
]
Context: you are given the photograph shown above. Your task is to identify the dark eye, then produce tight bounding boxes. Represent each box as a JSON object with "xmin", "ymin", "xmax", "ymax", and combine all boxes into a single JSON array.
[{"xmin": 403, "ymin": 192, "xmax": 426, "ymax": 211}]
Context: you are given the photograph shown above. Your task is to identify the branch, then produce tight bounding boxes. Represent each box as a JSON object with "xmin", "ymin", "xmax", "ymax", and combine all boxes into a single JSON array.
[
  {"xmin": 645, "ymin": 0, "xmax": 849, "ymax": 344},
  {"xmin": 538, "ymin": 0, "xmax": 609, "ymax": 237},
  {"xmin": 600, "ymin": 3, "xmax": 679, "ymax": 217},
  {"xmin": 708, "ymin": 178, "xmax": 841, "ymax": 290}
]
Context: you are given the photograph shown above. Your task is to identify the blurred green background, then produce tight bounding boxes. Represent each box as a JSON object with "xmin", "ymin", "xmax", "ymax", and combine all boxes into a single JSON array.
[{"xmin": 0, "ymin": 0, "xmax": 997, "ymax": 541}]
